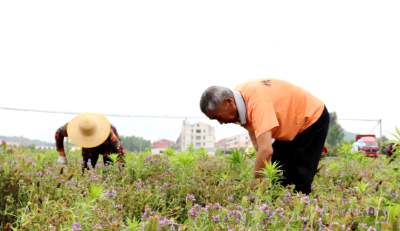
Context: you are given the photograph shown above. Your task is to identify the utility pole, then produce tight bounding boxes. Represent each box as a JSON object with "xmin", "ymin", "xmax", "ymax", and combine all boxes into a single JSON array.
[
  {"xmin": 379, "ymin": 119, "xmax": 383, "ymax": 151},
  {"xmin": 338, "ymin": 118, "xmax": 383, "ymax": 149}
]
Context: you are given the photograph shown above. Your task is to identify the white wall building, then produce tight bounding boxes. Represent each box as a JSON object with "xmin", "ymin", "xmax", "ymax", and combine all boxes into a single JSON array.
[
  {"xmin": 35, "ymin": 146, "xmax": 56, "ymax": 150},
  {"xmin": 176, "ymin": 120, "xmax": 215, "ymax": 152},
  {"xmin": 225, "ymin": 132, "xmax": 252, "ymax": 150}
]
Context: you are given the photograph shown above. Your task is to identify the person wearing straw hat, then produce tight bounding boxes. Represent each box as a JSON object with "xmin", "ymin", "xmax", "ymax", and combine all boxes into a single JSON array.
[
  {"xmin": 55, "ymin": 112, "xmax": 126, "ymax": 169},
  {"xmin": 200, "ymin": 79, "xmax": 329, "ymax": 195}
]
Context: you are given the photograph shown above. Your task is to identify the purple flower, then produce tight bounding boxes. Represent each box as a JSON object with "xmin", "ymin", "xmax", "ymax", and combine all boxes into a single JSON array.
[
  {"xmin": 189, "ymin": 204, "xmax": 201, "ymax": 219},
  {"xmin": 186, "ymin": 194, "xmax": 196, "ymax": 202},
  {"xmin": 159, "ymin": 217, "xmax": 168, "ymax": 226},
  {"xmin": 141, "ymin": 208, "xmax": 151, "ymax": 220},
  {"xmin": 213, "ymin": 203, "xmax": 222, "ymax": 210},
  {"xmin": 235, "ymin": 211, "xmax": 241, "ymax": 222},
  {"xmin": 211, "ymin": 215, "xmax": 220, "ymax": 222},
  {"xmin": 103, "ymin": 189, "xmax": 117, "ymax": 198},
  {"xmin": 92, "ymin": 224, "xmax": 102, "ymax": 230},
  {"xmin": 259, "ymin": 204, "xmax": 268, "ymax": 211},
  {"xmin": 315, "ymin": 206, "xmax": 324, "ymax": 216},
  {"xmin": 342, "ymin": 208, "xmax": 347, "ymax": 216},
  {"xmin": 300, "ymin": 196, "xmax": 311, "ymax": 206},
  {"xmin": 1, "ymin": 140, "xmax": 6, "ymax": 145},
  {"xmin": 24, "ymin": 206, "xmax": 29, "ymax": 212},
  {"xmin": 71, "ymin": 222, "xmax": 82, "ymax": 231},
  {"xmin": 366, "ymin": 206, "xmax": 376, "ymax": 215},
  {"xmin": 36, "ymin": 171, "xmax": 43, "ymax": 177},
  {"xmin": 367, "ymin": 227, "xmax": 377, "ymax": 231}
]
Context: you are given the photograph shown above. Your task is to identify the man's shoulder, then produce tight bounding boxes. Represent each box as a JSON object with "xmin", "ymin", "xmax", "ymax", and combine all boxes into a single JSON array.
[
  {"xmin": 234, "ymin": 79, "xmax": 262, "ymax": 95},
  {"xmin": 235, "ymin": 78, "xmax": 284, "ymax": 91},
  {"xmin": 110, "ymin": 124, "xmax": 117, "ymax": 131}
]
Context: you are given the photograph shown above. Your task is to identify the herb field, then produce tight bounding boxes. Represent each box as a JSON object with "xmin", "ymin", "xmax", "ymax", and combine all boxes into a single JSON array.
[{"xmin": 1, "ymin": 141, "xmax": 400, "ymax": 231}]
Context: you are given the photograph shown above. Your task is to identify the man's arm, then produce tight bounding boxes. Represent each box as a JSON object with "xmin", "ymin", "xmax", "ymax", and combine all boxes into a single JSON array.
[
  {"xmin": 55, "ymin": 123, "xmax": 68, "ymax": 164},
  {"xmin": 109, "ymin": 132, "xmax": 126, "ymax": 156},
  {"xmin": 55, "ymin": 123, "xmax": 68, "ymax": 157},
  {"xmin": 254, "ymin": 131, "xmax": 274, "ymax": 178},
  {"xmin": 248, "ymin": 131, "xmax": 258, "ymax": 151},
  {"xmin": 111, "ymin": 124, "xmax": 121, "ymax": 140}
]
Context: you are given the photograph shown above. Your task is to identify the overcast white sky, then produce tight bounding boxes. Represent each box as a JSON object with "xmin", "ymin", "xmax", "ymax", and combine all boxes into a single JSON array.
[{"xmin": 1, "ymin": 0, "xmax": 399, "ymax": 144}]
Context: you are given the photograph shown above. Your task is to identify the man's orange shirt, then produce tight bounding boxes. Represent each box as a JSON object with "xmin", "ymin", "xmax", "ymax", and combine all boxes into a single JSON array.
[{"xmin": 234, "ymin": 79, "xmax": 324, "ymax": 141}]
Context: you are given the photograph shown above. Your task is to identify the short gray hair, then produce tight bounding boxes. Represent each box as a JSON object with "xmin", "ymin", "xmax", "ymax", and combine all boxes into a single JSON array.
[{"xmin": 200, "ymin": 86, "xmax": 233, "ymax": 114}]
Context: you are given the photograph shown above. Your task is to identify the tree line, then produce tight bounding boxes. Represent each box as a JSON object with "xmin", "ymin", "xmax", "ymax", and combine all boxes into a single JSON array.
[{"xmin": 119, "ymin": 135, "xmax": 151, "ymax": 152}]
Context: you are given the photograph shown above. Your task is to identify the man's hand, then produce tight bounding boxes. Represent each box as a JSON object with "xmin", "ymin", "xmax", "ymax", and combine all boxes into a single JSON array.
[
  {"xmin": 57, "ymin": 151, "xmax": 67, "ymax": 165},
  {"xmin": 59, "ymin": 150, "xmax": 66, "ymax": 157},
  {"xmin": 254, "ymin": 131, "xmax": 273, "ymax": 178},
  {"xmin": 57, "ymin": 156, "xmax": 67, "ymax": 165}
]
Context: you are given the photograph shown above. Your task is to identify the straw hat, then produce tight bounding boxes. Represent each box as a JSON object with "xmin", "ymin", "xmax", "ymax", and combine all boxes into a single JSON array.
[{"xmin": 67, "ymin": 112, "xmax": 111, "ymax": 148}]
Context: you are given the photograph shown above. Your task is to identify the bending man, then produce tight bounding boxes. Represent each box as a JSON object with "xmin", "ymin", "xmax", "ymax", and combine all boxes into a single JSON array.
[
  {"xmin": 55, "ymin": 112, "xmax": 126, "ymax": 169},
  {"xmin": 200, "ymin": 79, "xmax": 329, "ymax": 194}
]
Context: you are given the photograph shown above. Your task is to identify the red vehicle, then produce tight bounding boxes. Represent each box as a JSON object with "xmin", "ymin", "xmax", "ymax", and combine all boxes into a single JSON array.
[
  {"xmin": 321, "ymin": 146, "xmax": 327, "ymax": 157},
  {"xmin": 356, "ymin": 134, "xmax": 380, "ymax": 158}
]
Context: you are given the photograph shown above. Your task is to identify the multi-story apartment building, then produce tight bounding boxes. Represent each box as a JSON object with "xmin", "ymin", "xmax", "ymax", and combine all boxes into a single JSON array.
[
  {"xmin": 215, "ymin": 138, "xmax": 226, "ymax": 151},
  {"xmin": 216, "ymin": 132, "xmax": 252, "ymax": 152},
  {"xmin": 176, "ymin": 120, "xmax": 215, "ymax": 152}
]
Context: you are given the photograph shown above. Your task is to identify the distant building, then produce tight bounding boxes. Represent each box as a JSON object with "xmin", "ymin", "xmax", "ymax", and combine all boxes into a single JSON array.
[
  {"xmin": 176, "ymin": 120, "xmax": 216, "ymax": 153},
  {"xmin": 219, "ymin": 132, "xmax": 252, "ymax": 152},
  {"xmin": 152, "ymin": 139, "xmax": 174, "ymax": 148},
  {"xmin": 70, "ymin": 146, "xmax": 82, "ymax": 152},
  {"xmin": 215, "ymin": 138, "xmax": 226, "ymax": 150},
  {"xmin": 35, "ymin": 146, "xmax": 56, "ymax": 150},
  {"xmin": 151, "ymin": 139, "xmax": 175, "ymax": 155},
  {"xmin": 6, "ymin": 142, "xmax": 21, "ymax": 147}
]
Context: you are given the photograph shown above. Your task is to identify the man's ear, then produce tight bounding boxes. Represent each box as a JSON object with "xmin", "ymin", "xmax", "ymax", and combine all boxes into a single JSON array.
[{"xmin": 224, "ymin": 97, "xmax": 234, "ymax": 105}]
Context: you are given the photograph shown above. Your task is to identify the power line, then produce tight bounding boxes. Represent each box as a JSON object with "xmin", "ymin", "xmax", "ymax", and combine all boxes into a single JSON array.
[
  {"xmin": 338, "ymin": 118, "xmax": 380, "ymax": 122},
  {"xmin": 1, "ymin": 106, "xmax": 385, "ymax": 121},
  {"xmin": 0, "ymin": 106, "xmax": 207, "ymax": 119}
]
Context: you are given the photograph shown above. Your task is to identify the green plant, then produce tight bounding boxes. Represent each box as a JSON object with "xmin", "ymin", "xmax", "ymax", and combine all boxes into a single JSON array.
[
  {"xmin": 225, "ymin": 149, "xmax": 253, "ymax": 182},
  {"xmin": 225, "ymin": 149, "xmax": 247, "ymax": 167},
  {"xmin": 107, "ymin": 153, "xmax": 121, "ymax": 165},
  {"xmin": 352, "ymin": 180, "xmax": 371, "ymax": 195},
  {"xmin": 257, "ymin": 160, "xmax": 283, "ymax": 187},
  {"xmin": 125, "ymin": 216, "xmax": 141, "ymax": 231},
  {"xmin": 216, "ymin": 148, "xmax": 224, "ymax": 156},
  {"xmin": 195, "ymin": 147, "xmax": 208, "ymax": 159},
  {"xmin": 88, "ymin": 184, "xmax": 104, "ymax": 204},
  {"xmin": 124, "ymin": 152, "xmax": 148, "ymax": 181},
  {"xmin": 386, "ymin": 127, "xmax": 400, "ymax": 164},
  {"xmin": 164, "ymin": 147, "xmax": 175, "ymax": 156},
  {"xmin": 170, "ymin": 151, "xmax": 196, "ymax": 175},
  {"xmin": 187, "ymin": 144, "xmax": 195, "ymax": 155}
]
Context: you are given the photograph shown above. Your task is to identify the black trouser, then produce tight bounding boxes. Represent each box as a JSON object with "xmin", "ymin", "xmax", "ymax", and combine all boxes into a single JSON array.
[
  {"xmin": 82, "ymin": 154, "xmax": 112, "ymax": 170},
  {"xmin": 271, "ymin": 105, "xmax": 330, "ymax": 195}
]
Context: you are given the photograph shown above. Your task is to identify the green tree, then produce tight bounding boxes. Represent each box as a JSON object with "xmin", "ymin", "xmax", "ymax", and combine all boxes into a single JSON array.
[
  {"xmin": 26, "ymin": 143, "xmax": 36, "ymax": 151},
  {"xmin": 120, "ymin": 136, "xmax": 151, "ymax": 152},
  {"xmin": 378, "ymin": 135, "xmax": 389, "ymax": 154},
  {"xmin": 326, "ymin": 112, "xmax": 345, "ymax": 147},
  {"xmin": 329, "ymin": 111, "xmax": 338, "ymax": 129}
]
